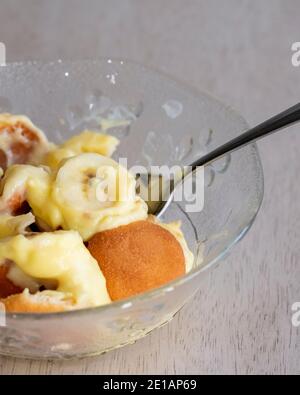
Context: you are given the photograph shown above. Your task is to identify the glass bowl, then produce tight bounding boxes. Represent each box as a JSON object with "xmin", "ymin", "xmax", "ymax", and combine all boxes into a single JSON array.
[{"xmin": 0, "ymin": 59, "xmax": 264, "ymax": 359}]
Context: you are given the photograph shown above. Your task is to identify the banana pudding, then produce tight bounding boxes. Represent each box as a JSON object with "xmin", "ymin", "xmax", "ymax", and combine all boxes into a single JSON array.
[{"xmin": 0, "ymin": 114, "xmax": 194, "ymax": 313}]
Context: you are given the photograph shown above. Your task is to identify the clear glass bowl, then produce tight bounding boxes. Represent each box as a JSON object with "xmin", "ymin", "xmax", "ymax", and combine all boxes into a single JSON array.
[{"xmin": 0, "ymin": 60, "xmax": 263, "ymax": 359}]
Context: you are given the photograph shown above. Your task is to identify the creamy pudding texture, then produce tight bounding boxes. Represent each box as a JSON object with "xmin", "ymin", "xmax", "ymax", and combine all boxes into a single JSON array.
[{"xmin": 0, "ymin": 113, "xmax": 194, "ymax": 313}]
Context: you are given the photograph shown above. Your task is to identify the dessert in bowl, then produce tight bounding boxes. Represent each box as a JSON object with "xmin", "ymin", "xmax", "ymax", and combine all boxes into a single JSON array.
[
  {"xmin": 0, "ymin": 113, "xmax": 194, "ymax": 312},
  {"xmin": 0, "ymin": 60, "xmax": 263, "ymax": 359}
]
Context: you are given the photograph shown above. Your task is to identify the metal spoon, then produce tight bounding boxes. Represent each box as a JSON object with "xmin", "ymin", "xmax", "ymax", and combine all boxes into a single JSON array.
[{"xmin": 140, "ymin": 102, "xmax": 300, "ymax": 217}]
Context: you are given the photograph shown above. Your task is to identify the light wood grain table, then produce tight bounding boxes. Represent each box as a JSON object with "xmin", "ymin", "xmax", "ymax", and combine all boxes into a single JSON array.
[{"xmin": 0, "ymin": 0, "xmax": 299, "ymax": 374}]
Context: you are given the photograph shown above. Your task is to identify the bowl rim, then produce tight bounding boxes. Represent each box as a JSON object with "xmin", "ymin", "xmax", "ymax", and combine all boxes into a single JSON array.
[{"xmin": 0, "ymin": 58, "xmax": 264, "ymax": 320}]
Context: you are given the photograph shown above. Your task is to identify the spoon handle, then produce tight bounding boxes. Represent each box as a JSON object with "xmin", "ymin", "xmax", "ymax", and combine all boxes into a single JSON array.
[{"xmin": 191, "ymin": 102, "xmax": 300, "ymax": 170}]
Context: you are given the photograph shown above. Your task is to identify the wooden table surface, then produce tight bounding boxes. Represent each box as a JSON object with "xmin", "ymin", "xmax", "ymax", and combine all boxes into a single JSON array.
[{"xmin": 0, "ymin": 0, "xmax": 299, "ymax": 374}]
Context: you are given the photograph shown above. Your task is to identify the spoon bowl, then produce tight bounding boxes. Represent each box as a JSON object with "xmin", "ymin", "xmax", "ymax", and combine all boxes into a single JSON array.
[
  {"xmin": 0, "ymin": 59, "xmax": 263, "ymax": 359},
  {"xmin": 144, "ymin": 103, "xmax": 300, "ymax": 217}
]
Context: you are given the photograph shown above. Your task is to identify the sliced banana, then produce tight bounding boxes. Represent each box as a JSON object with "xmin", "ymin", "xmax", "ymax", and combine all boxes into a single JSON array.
[
  {"xmin": 0, "ymin": 164, "xmax": 51, "ymax": 213},
  {"xmin": 0, "ymin": 213, "xmax": 35, "ymax": 238},
  {"xmin": 0, "ymin": 156, "xmax": 148, "ymax": 240},
  {"xmin": 0, "ymin": 164, "xmax": 63, "ymax": 232},
  {"xmin": 0, "ymin": 165, "xmax": 50, "ymax": 239},
  {"xmin": 53, "ymin": 153, "xmax": 148, "ymax": 240},
  {"xmin": 44, "ymin": 130, "xmax": 119, "ymax": 169}
]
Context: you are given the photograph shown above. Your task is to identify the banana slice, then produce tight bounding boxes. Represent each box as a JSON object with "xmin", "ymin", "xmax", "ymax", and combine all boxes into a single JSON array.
[
  {"xmin": 0, "ymin": 164, "xmax": 51, "ymax": 214},
  {"xmin": 0, "ymin": 114, "xmax": 53, "ymax": 170},
  {"xmin": 0, "ymin": 213, "xmax": 35, "ymax": 238},
  {"xmin": 53, "ymin": 153, "xmax": 148, "ymax": 240},
  {"xmin": 0, "ymin": 231, "xmax": 111, "ymax": 308},
  {"xmin": 0, "ymin": 164, "xmax": 63, "ymax": 233},
  {"xmin": 44, "ymin": 130, "xmax": 119, "ymax": 169},
  {"xmin": 0, "ymin": 156, "xmax": 148, "ymax": 240}
]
